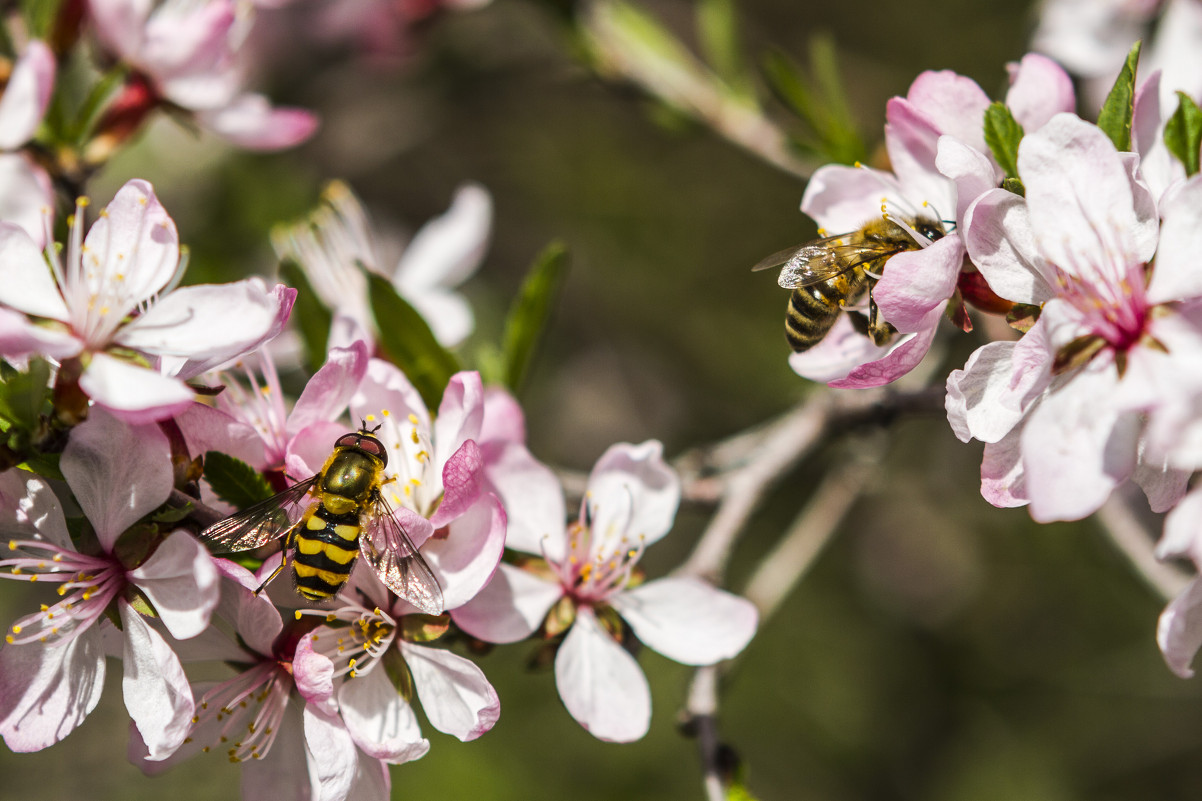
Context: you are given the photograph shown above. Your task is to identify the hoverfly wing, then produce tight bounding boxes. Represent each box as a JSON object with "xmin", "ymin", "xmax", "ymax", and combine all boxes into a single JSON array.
[
  {"xmin": 200, "ymin": 476, "xmax": 319, "ymax": 552},
  {"xmin": 361, "ymin": 494, "xmax": 444, "ymax": 615}
]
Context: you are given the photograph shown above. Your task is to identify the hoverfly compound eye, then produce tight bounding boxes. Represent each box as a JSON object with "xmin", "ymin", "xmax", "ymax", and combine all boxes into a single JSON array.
[
  {"xmin": 334, "ymin": 433, "xmax": 362, "ymax": 450},
  {"xmin": 356, "ymin": 434, "xmax": 388, "ymax": 466}
]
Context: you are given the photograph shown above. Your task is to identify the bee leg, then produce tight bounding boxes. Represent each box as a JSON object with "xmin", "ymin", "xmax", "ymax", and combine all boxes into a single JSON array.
[
  {"xmin": 253, "ymin": 527, "xmax": 297, "ymax": 596},
  {"xmin": 866, "ymin": 295, "xmax": 898, "ymax": 346}
]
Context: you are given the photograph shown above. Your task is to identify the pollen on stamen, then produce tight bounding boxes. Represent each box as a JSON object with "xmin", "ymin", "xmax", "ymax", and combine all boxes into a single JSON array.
[
  {"xmin": 326, "ymin": 613, "xmax": 336, "ymax": 622},
  {"xmin": 8, "ymin": 540, "xmax": 16, "ymax": 550},
  {"xmin": 381, "ymin": 409, "xmax": 391, "ymax": 417},
  {"xmin": 410, "ymin": 429, "xmax": 420, "ymax": 445},
  {"xmin": 294, "ymin": 610, "xmax": 303, "ymax": 620},
  {"xmin": 365, "ymin": 414, "xmax": 376, "ymax": 422}
]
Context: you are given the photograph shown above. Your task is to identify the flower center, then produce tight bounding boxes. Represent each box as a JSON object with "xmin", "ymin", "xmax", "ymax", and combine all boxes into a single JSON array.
[{"xmin": 0, "ymin": 538, "xmax": 124, "ymax": 645}]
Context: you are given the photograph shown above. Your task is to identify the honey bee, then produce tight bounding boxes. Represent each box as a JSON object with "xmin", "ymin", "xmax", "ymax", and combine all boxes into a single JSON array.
[
  {"xmin": 200, "ymin": 427, "xmax": 443, "ymax": 613},
  {"xmin": 754, "ymin": 215, "xmax": 946, "ymax": 352}
]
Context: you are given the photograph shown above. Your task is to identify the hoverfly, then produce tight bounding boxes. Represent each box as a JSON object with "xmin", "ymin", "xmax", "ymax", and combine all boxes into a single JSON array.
[
  {"xmin": 754, "ymin": 215, "xmax": 946, "ymax": 352},
  {"xmin": 200, "ymin": 427, "xmax": 444, "ymax": 614}
]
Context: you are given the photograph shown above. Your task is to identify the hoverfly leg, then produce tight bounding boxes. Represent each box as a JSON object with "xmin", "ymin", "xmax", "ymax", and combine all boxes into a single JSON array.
[{"xmin": 253, "ymin": 526, "xmax": 297, "ymax": 596}]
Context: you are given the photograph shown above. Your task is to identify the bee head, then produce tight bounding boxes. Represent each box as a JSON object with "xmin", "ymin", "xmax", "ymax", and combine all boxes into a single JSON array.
[{"xmin": 335, "ymin": 430, "xmax": 389, "ymax": 467}]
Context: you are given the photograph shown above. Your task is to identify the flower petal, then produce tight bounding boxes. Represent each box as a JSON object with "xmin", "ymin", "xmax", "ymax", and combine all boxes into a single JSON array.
[
  {"xmin": 289, "ymin": 340, "xmax": 369, "ymax": 436},
  {"xmin": 338, "ymin": 664, "xmax": 429, "ymax": 764},
  {"xmin": 787, "ymin": 315, "xmax": 890, "ymax": 384},
  {"xmin": 0, "ymin": 220, "xmax": 68, "ymax": 321},
  {"xmin": 127, "ymin": 530, "xmax": 220, "ymax": 640},
  {"xmin": 554, "ymin": 607, "xmax": 650, "ymax": 743},
  {"xmin": 394, "ymin": 183, "xmax": 492, "ymax": 291},
  {"xmin": 828, "ymin": 307, "xmax": 942, "ymax": 389},
  {"xmin": 293, "ymin": 633, "xmax": 337, "ymax": 712},
  {"xmin": 82, "ymin": 179, "xmax": 179, "ymax": 306},
  {"xmin": 801, "ymin": 164, "xmax": 904, "ymax": 233},
  {"xmin": 116, "ymin": 281, "xmax": 292, "ymax": 361},
  {"xmin": 872, "ymin": 235, "xmax": 964, "ymax": 333},
  {"xmin": 79, "ymin": 353, "xmax": 195, "ymax": 423},
  {"xmin": 0, "ymin": 630, "xmax": 105, "ymax": 751},
  {"xmin": 0, "ymin": 41, "xmax": 55, "ymax": 149},
  {"xmin": 1148, "ymin": 174, "xmax": 1202, "ymax": 305},
  {"xmin": 423, "ymin": 493, "xmax": 506, "ymax": 610},
  {"xmin": 0, "ymin": 472, "xmax": 71, "ymax": 550},
  {"xmin": 451, "ymin": 563, "xmax": 563, "ymax": 643},
  {"xmin": 901, "ymin": 70, "xmax": 991, "ymax": 153},
  {"xmin": 1158, "ymin": 576, "xmax": 1202, "ymax": 679},
  {"xmin": 480, "ymin": 439, "xmax": 565, "ymax": 558},
  {"xmin": 303, "ymin": 704, "xmax": 359, "ymax": 801},
  {"xmin": 980, "ymin": 424, "xmax": 1029, "ymax": 508},
  {"xmin": 586, "ymin": 440, "xmax": 680, "ymax": 550},
  {"xmin": 429, "ymin": 439, "xmax": 483, "ymax": 530},
  {"xmin": 433, "ymin": 371, "xmax": 484, "ymax": 471},
  {"xmin": 404, "ymin": 641, "xmax": 500, "ymax": 740},
  {"xmin": 1004, "ymin": 54, "xmax": 1075, "ymax": 132},
  {"xmin": 62, "ymin": 406, "xmax": 173, "ymax": 551},
  {"xmin": 119, "ymin": 601, "xmax": 193, "ymax": 760},
  {"xmin": 240, "ymin": 703, "xmax": 315, "ymax": 800},
  {"xmin": 961, "ymin": 188, "xmax": 1054, "ymax": 305},
  {"xmin": 0, "ymin": 156, "xmax": 53, "ymax": 249},
  {"xmin": 612, "ymin": 577, "xmax": 757, "ymax": 665},
  {"xmin": 196, "ymin": 94, "xmax": 319, "ymax": 151}
]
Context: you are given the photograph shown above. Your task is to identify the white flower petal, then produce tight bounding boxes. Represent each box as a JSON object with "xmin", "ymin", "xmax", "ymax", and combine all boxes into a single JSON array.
[
  {"xmin": 338, "ymin": 665, "xmax": 429, "ymax": 764},
  {"xmin": 81, "ymin": 179, "xmax": 179, "ymax": 306},
  {"xmin": 451, "ymin": 563, "xmax": 563, "ymax": 643},
  {"xmin": 404, "ymin": 641, "xmax": 500, "ymax": 741},
  {"xmin": 0, "ymin": 156, "xmax": 54, "ymax": 248},
  {"xmin": 119, "ymin": 601, "xmax": 193, "ymax": 760},
  {"xmin": 586, "ymin": 440, "xmax": 680, "ymax": 551},
  {"xmin": 62, "ymin": 406, "xmax": 173, "ymax": 551},
  {"xmin": 612, "ymin": 577, "xmax": 757, "ymax": 665},
  {"xmin": 480, "ymin": 440, "xmax": 565, "ymax": 558},
  {"xmin": 304, "ymin": 704, "xmax": 360, "ymax": 801},
  {"xmin": 128, "ymin": 531, "xmax": 220, "ymax": 640},
  {"xmin": 394, "ymin": 183, "xmax": 492, "ymax": 290},
  {"xmin": 0, "ymin": 220, "xmax": 68, "ymax": 320},
  {"xmin": 0, "ymin": 41, "xmax": 55, "ymax": 149},
  {"xmin": 240, "ymin": 703, "xmax": 316, "ymax": 800},
  {"xmin": 79, "ymin": 352, "xmax": 195, "ymax": 424},
  {"xmin": 1158, "ymin": 577, "xmax": 1202, "ymax": 679},
  {"xmin": 1149, "ymin": 174, "xmax": 1202, "ymax": 305},
  {"xmin": 423, "ymin": 493, "xmax": 506, "ymax": 610},
  {"xmin": 0, "ymin": 629, "xmax": 105, "ymax": 751},
  {"xmin": 554, "ymin": 608, "xmax": 650, "ymax": 743}
]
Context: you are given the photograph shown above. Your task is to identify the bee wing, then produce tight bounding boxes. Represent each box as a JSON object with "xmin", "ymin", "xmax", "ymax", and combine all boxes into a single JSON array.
[
  {"xmin": 754, "ymin": 231, "xmax": 893, "ymax": 289},
  {"xmin": 199, "ymin": 476, "xmax": 320, "ymax": 552},
  {"xmin": 361, "ymin": 494, "xmax": 445, "ymax": 615}
]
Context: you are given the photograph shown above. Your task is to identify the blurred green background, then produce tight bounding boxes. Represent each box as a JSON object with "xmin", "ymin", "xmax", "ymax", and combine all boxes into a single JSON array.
[{"xmin": 6, "ymin": 0, "xmax": 1202, "ymax": 799}]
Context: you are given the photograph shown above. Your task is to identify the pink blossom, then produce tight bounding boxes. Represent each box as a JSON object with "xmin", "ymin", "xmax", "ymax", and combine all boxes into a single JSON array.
[
  {"xmin": 290, "ymin": 363, "xmax": 506, "ymax": 610},
  {"xmin": 790, "ymin": 56, "xmax": 1074, "ymax": 388},
  {"xmin": 0, "ymin": 410, "xmax": 219, "ymax": 755},
  {"xmin": 0, "ymin": 179, "xmax": 295, "ymax": 422},
  {"xmin": 947, "ymin": 114, "xmax": 1202, "ymax": 521},
  {"xmin": 273, "ymin": 181, "xmax": 492, "ymax": 349},
  {"xmin": 292, "ymin": 572, "xmax": 499, "ymax": 761},
  {"xmin": 0, "ymin": 40, "xmax": 55, "ymax": 246},
  {"xmin": 454, "ymin": 440, "xmax": 757, "ymax": 742},
  {"xmin": 86, "ymin": 0, "xmax": 318, "ymax": 150},
  {"xmin": 1155, "ymin": 488, "xmax": 1202, "ymax": 678},
  {"xmin": 131, "ymin": 562, "xmax": 390, "ymax": 801}
]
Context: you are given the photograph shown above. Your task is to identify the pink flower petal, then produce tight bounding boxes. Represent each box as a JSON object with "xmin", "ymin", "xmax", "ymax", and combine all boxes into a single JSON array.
[
  {"xmin": 980, "ymin": 425, "xmax": 1030, "ymax": 508},
  {"xmin": 352, "ymin": 359, "xmax": 430, "ymax": 433},
  {"xmin": 287, "ymin": 420, "xmax": 347, "ymax": 480},
  {"xmin": 0, "ymin": 472, "xmax": 72, "ymax": 550},
  {"xmin": 801, "ymin": 164, "xmax": 904, "ymax": 233},
  {"xmin": 0, "ymin": 307, "xmax": 80, "ymax": 360},
  {"xmin": 480, "ymin": 439, "xmax": 565, "ymax": 558},
  {"xmin": 423, "ymin": 493, "xmax": 506, "ymax": 610},
  {"xmin": 962, "ymin": 188, "xmax": 1055, "ymax": 305},
  {"xmin": 1004, "ymin": 54, "xmax": 1076, "ymax": 132},
  {"xmin": 480, "ymin": 386, "xmax": 526, "ymax": 445},
  {"xmin": 0, "ymin": 41, "xmax": 55, "ymax": 149},
  {"xmin": 293, "ymin": 634, "xmax": 337, "ymax": 712},
  {"xmin": 554, "ymin": 607, "xmax": 650, "ymax": 743},
  {"xmin": 79, "ymin": 352, "xmax": 195, "ymax": 424},
  {"xmin": 1133, "ymin": 454, "xmax": 1190, "ymax": 514},
  {"xmin": 88, "ymin": 0, "xmax": 153, "ymax": 60},
  {"xmin": 166, "ymin": 283, "xmax": 296, "ymax": 381},
  {"xmin": 1019, "ymin": 114, "xmax": 1156, "ymax": 272},
  {"xmin": 1148, "ymin": 175, "xmax": 1202, "ymax": 304},
  {"xmin": 82, "ymin": 179, "xmax": 179, "ymax": 306},
  {"xmin": 394, "ymin": 183, "xmax": 492, "ymax": 291},
  {"xmin": 883, "ymin": 97, "xmax": 959, "ymax": 215},
  {"xmin": 196, "ymin": 94, "xmax": 319, "ymax": 150},
  {"xmin": 1158, "ymin": 576, "xmax": 1202, "ymax": 678},
  {"xmin": 872, "ymin": 235, "xmax": 964, "ymax": 333},
  {"xmin": 127, "ymin": 531, "xmax": 220, "ymax": 640},
  {"xmin": 787, "ymin": 316, "xmax": 889, "ymax": 384},
  {"xmin": 62, "ymin": 407, "xmax": 173, "ymax": 551},
  {"xmin": 0, "ymin": 221, "xmax": 69, "ymax": 321},
  {"xmin": 902, "ymin": 70, "xmax": 991, "ymax": 153},
  {"xmin": 142, "ymin": 0, "xmax": 240, "ymax": 108},
  {"xmin": 337, "ymin": 666, "xmax": 429, "ymax": 763},
  {"xmin": 404, "ymin": 641, "xmax": 500, "ymax": 741},
  {"xmin": 303, "ymin": 704, "xmax": 359, "ymax": 801},
  {"xmin": 117, "ymin": 281, "xmax": 291, "ymax": 361},
  {"xmin": 1157, "ymin": 485, "xmax": 1202, "ymax": 565},
  {"xmin": 433, "ymin": 371, "xmax": 484, "ymax": 470},
  {"xmin": 1022, "ymin": 365, "xmax": 1139, "ymax": 522},
  {"xmin": 586, "ymin": 440, "xmax": 680, "ymax": 550},
  {"xmin": 289, "ymin": 341, "xmax": 369, "ymax": 435},
  {"xmin": 451, "ymin": 563, "xmax": 563, "ymax": 643},
  {"xmin": 0, "ymin": 629, "xmax": 105, "ymax": 751},
  {"xmin": 119, "ymin": 601, "xmax": 193, "ymax": 760},
  {"xmin": 239, "ymin": 703, "xmax": 314, "ymax": 799},
  {"xmin": 828, "ymin": 307, "xmax": 943, "ymax": 389},
  {"xmin": 429, "ymin": 439, "xmax": 483, "ymax": 530},
  {"xmin": 935, "ymin": 135, "xmax": 998, "ymax": 226},
  {"xmin": 174, "ymin": 402, "xmax": 267, "ymax": 471},
  {"xmin": 611, "ymin": 577, "xmax": 757, "ymax": 665}
]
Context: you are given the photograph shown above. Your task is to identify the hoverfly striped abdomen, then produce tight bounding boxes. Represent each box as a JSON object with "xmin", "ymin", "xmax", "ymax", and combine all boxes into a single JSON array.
[{"xmin": 292, "ymin": 504, "xmax": 362, "ymax": 601}]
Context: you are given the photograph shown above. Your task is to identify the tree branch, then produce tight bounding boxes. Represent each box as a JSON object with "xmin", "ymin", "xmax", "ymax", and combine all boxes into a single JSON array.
[{"xmin": 1097, "ymin": 489, "xmax": 1190, "ymax": 602}]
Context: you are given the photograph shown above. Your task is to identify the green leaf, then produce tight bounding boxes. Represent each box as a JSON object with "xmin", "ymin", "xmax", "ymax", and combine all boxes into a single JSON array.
[
  {"xmin": 1096, "ymin": 40, "xmax": 1141, "ymax": 152},
  {"xmin": 502, "ymin": 242, "xmax": 569, "ymax": 392},
  {"xmin": 983, "ymin": 102, "xmax": 1024, "ymax": 180},
  {"xmin": 1001, "ymin": 177, "xmax": 1026, "ymax": 197},
  {"xmin": 203, "ymin": 451, "xmax": 274, "ymax": 510},
  {"xmin": 279, "ymin": 257, "xmax": 334, "ymax": 373},
  {"xmin": 760, "ymin": 40, "xmax": 864, "ymax": 166},
  {"xmin": 366, "ymin": 272, "xmax": 461, "ymax": 411},
  {"xmin": 17, "ymin": 452, "xmax": 63, "ymax": 481},
  {"xmin": 22, "ymin": 0, "xmax": 63, "ymax": 39},
  {"xmin": 696, "ymin": 0, "xmax": 751, "ymax": 98},
  {"xmin": 1164, "ymin": 91, "xmax": 1202, "ymax": 176},
  {"xmin": 0, "ymin": 357, "xmax": 52, "ymax": 432}
]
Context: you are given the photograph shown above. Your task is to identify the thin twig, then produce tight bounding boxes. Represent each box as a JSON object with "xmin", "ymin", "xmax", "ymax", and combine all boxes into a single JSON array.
[
  {"xmin": 168, "ymin": 488, "xmax": 225, "ymax": 530},
  {"xmin": 1097, "ymin": 490, "xmax": 1190, "ymax": 602}
]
